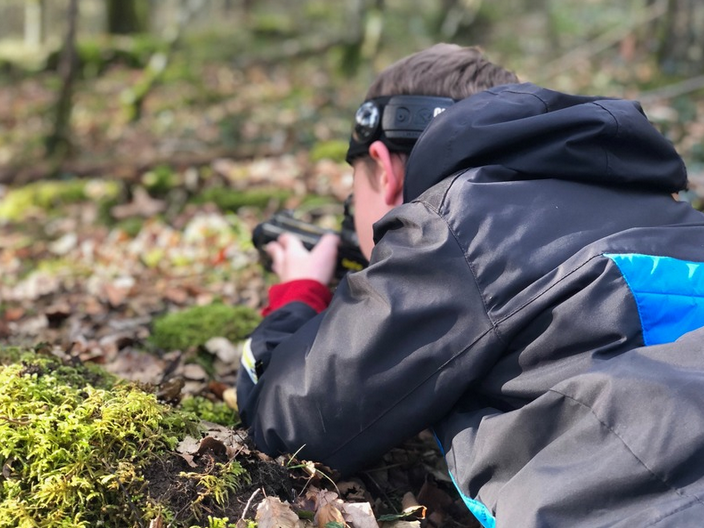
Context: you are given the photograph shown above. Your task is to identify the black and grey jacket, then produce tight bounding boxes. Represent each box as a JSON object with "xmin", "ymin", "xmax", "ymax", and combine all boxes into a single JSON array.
[{"xmin": 237, "ymin": 83, "xmax": 704, "ymax": 527}]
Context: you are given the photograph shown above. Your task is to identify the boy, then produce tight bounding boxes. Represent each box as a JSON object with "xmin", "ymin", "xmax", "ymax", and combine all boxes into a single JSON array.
[{"xmin": 237, "ymin": 43, "xmax": 704, "ymax": 527}]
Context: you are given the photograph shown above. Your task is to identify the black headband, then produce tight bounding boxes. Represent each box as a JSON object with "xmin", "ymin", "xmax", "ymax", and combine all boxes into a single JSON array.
[{"xmin": 345, "ymin": 95, "xmax": 456, "ymax": 164}]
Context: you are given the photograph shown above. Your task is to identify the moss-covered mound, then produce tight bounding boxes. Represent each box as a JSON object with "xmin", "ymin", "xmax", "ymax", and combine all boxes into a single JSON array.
[
  {"xmin": 0, "ymin": 179, "xmax": 121, "ymax": 223},
  {"xmin": 0, "ymin": 348, "xmax": 253, "ymax": 528},
  {"xmin": 151, "ymin": 303, "xmax": 261, "ymax": 352}
]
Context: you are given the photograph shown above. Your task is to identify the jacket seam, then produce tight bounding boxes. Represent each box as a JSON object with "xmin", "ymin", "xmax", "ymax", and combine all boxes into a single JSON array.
[
  {"xmin": 592, "ymin": 101, "xmax": 620, "ymax": 178},
  {"xmin": 642, "ymin": 497, "xmax": 704, "ymax": 527},
  {"xmin": 422, "ymin": 175, "xmax": 507, "ymax": 345},
  {"xmin": 549, "ymin": 388, "xmax": 704, "ymax": 514},
  {"xmin": 493, "ymin": 254, "xmax": 605, "ymax": 326}
]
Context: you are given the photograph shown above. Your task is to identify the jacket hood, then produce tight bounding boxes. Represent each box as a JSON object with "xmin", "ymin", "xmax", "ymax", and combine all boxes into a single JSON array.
[{"xmin": 403, "ymin": 83, "xmax": 688, "ymax": 202}]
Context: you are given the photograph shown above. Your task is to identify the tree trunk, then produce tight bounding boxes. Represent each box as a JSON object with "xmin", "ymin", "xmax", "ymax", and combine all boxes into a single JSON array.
[
  {"xmin": 24, "ymin": 0, "xmax": 45, "ymax": 49},
  {"xmin": 107, "ymin": 0, "xmax": 147, "ymax": 34},
  {"xmin": 45, "ymin": 0, "xmax": 79, "ymax": 164},
  {"xmin": 656, "ymin": 0, "xmax": 703, "ymax": 75}
]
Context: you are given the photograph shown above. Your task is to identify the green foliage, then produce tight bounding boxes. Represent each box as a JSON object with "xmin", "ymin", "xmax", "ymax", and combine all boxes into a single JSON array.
[
  {"xmin": 191, "ymin": 517, "xmax": 253, "ymax": 528},
  {"xmin": 0, "ymin": 348, "xmax": 199, "ymax": 527},
  {"xmin": 142, "ymin": 165, "xmax": 178, "ymax": 197},
  {"xmin": 250, "ymin": 12, "xmax": 297, "ymax": 38},
  {"xmin": 0, "ymin": 179, "xmax": 121, "ymax": 223},
  {"xmin": 115, "ymin": 216, "xmax": 146, "ymax": 238},
  {"xmin": 180, "ymin": 395, "xmax": 239, "ymax": 427},
  {"xmin": 309, "ymin": 140, "xmax": 349, "ymax": 163},
  {"xmin": 151, "ymin": 303, "xmax": 261, "ymax": 351},
  {"xmin": 193, "ymin": 187, "xmax": 292, "ymax": 212}
]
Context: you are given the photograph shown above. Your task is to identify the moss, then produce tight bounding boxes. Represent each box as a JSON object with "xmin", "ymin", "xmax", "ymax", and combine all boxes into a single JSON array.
[
  {"xmin": 309, "ymin": 140, "xmax": 349, "ymax": 163},
  {"xmin": 0, "ymin": 348, "xmax": 205, "ymax": 527},
  {"xmin": 142, "ymin": 165, "xmax": 178, "ymax": 197},
  {"xmin": 192, "ymin": 187, "xmax": 292, "ymax": 212},
  {"xmin": 180, "ymin": 460, "xmax": 250, "ymax": 522},
  {"xmin": 0, "ymin": 179, "xmax": 121, "ymax": 223},
  {"xmin": 151, "ymin": 304, "xmax": 261, "ymax": 352},
  {"xmin": 115, "ymin": 216, "xmax": 146, "ymax": 238},
  {"xmin": 180, "ymin": 396, "xmax": 238, "ymax": 428}
]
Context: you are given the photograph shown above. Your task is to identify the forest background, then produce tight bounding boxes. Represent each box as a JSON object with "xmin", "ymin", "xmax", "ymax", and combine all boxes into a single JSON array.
[{"xmin": 0, "ymin": 1, "xmax": 703, "ymax": 527}]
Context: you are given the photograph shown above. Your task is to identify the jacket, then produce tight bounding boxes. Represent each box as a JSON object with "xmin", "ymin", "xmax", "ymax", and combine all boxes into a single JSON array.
[{"xmin": 237, "ymin": 83, "xmax": 704, "ymax": 527}]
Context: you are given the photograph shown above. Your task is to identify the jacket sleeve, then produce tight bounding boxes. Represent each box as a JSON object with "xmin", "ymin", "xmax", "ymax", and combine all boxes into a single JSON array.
[{"xmin": 239, "ymin": 200, "xmax": 500, "ymax": 475}]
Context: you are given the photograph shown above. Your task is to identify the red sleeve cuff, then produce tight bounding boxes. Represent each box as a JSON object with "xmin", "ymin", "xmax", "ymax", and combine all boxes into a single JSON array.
[{"xmin": 261, "ymin": 279, "xmax": 332, "ymax": 316}]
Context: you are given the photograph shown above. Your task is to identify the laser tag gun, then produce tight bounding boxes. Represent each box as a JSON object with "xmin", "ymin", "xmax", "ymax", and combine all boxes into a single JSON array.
[{"xmin": 252, "ymin": 197, "xmax": 368, "ymax": 281}]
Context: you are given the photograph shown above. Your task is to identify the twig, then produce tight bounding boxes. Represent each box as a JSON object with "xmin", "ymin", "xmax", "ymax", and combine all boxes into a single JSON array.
[
  {"xmin": 639, "ymin": 74, "xmax": 704, "ymax": 103},
  {"xmin": 239, "ymin": 487, "xmax": 262, "ymax": 521}
]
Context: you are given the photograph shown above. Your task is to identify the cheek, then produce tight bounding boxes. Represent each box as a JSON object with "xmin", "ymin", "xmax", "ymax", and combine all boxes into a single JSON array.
[{"xmin": 353, "ymin": 178, "xmax": 376, "ymax": 260}]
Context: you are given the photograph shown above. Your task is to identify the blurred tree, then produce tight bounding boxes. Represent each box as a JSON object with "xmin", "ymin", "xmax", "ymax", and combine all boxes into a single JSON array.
[
  {"xmin": 435, "ymin": 0, "xmax": 484, "ymax": 41},
  {"xmin": 24, "ymin": 0, "xmax": 46, "ymax": 49},
  {"xmin": 338, "ymin": 0, "xmax": 385, "ymax": 76},
  {"xmin": 653, "ymin": 0, "xmax": 704, "ymax": 75},
  {"xmin": 45, "ymin": 0, "xmax": 79, "ymax": 165},
  {"xmin": 107, "ymin": 0, "xmax": 147, "ymax": 34}
]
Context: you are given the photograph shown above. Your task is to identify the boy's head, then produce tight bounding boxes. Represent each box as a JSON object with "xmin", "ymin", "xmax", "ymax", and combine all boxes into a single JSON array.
[{"xmin": 348, "ymin": 44, "xmax": 518, "ymax": 258}]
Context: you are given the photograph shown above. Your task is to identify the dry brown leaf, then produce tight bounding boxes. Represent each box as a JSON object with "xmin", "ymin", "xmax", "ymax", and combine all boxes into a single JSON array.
[
  {"xmin": 305, "ymin": 487, "xmax": 341, "ymax": 509},
  {"xmin": 379, "ymin": 522, "xmax": 421, "ymax": 528},
  {"xmin": 400, "ymin": 492, "xmax": 426, "ymax": 519},
  {"xmin": 222, "ymin": 387, "xmax": 238, "ymax": 410},
  {"xmin": 111, "ymin": 186, "xmax": 166, "ymax": 219},
  {"xmin": 255, "ymin": 496, "xmax": 300, "ymax": 528},
  {"xmin": 104, "ymin": 283, "xmax": 130, "ymax": 307},
  {"xmin": 196, "ymin": 436, "xmax": 228, "ymax": 458},
  {"xmin": 316, "ymin": 502, "xmax": 346, "ymax": 528},
  {"xmin": 164, "ymin": 286, "xmax": 189, "ymax": 304},
  {"xmin": 341, "ymin": 502, "xmax": 379, "ymax": 528}
]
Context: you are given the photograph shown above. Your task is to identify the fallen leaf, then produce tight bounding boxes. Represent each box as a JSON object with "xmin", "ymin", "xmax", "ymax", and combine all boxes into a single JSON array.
[
  {"xmin": 104, "ymin": 283, "xmax": 129, "ymax": 308},
  {"xmin": 205, "ymin": 336, "xmax": 240, "ymax": 363},
  {"xmin": 316, "ymin": 502, "xmax": 346, "ymax": 528},
  {"xmin": 400, "ymin": 492, "xmax": 426, "ymax": 519},
  {"xmin": 196, "ymin": 436, "xmax": 228, "ymax": 458},
  {"xmin": 111, "ymin": 186, "xmax": 166, "ymax": 219},
  {"xmin": 222, "ymin": 387, "xmax": 238, "ymax": 410},
  {"xmin": 157, "ymin": 377, "xmax": 185, "ymax": 403},
  {"xmin": 341, "ymin": 502, "xmax": 379, "ymax": 528},
  {"xmin": 379, "ymin": 522, "xmax": 421, "ymax": 528},
  {"xmin": 256, "ymin": 496, "xmax": 300, "ymax": 528}
]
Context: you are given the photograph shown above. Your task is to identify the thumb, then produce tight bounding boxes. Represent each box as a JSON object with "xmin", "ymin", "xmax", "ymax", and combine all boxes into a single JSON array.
[{"xmin": 313, "ymin": 233, "xmax": 340, "ymax": 258}]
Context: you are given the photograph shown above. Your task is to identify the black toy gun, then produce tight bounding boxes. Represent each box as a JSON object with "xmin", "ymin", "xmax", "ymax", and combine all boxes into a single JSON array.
[{"xmin": 252, "ymin": 201, "xmax": 368, "ymax": 281}]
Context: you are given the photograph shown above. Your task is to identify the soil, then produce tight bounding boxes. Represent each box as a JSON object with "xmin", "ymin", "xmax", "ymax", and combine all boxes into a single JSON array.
[{"xmin": 139, "ymin": 425, "xmax": 479, "ymax": 527}]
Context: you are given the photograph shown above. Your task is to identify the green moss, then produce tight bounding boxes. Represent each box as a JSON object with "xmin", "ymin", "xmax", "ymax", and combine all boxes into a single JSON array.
[
  {"xmin": 0, "ymin": 348, "xmax": 200, "ymax": 527},
  {"xmin": 115, "ymin": 216, "xmax": 146, "ymax": 238},
  {"xmin": 0, "ymin": 179, "xmax": 121, "ymax": 223},
  {"xmin": 309, "ymin": 140, "xmax": 349, "ymax": 163},
  {"xmin": 180, "ymin": 460, "xmax": 250, "ymax": 522},
  {"xmin": 151, "ymin": 304, "xmax": 261, "ymax": 352},
  {"xmin": 180, "ymin": 396, "xmax": 238, "ymax": 428},
  {"xmin": 192, "ymin": 187, "xmax": 292, "ymax": 212},
  {"xmin": 142, "ymin": 165, "xmax": 178, "ymax": 197}
]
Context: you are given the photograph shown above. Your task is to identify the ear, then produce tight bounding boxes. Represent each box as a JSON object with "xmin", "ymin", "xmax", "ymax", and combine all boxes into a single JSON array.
[{"xmin": 369, "ymin": 141, "xmax": 405, "ymax": 206}]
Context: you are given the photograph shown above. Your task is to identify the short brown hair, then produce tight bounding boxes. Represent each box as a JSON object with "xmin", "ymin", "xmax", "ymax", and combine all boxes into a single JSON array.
[{"xmin": 365, "ymin": 43, "xmax": 518, "ymax": 100}]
